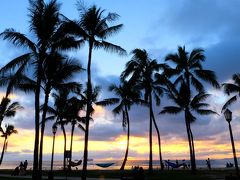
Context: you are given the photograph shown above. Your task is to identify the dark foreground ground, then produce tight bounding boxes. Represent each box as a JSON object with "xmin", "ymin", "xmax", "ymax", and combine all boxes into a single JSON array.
[{"xmin": 0, "ymin": 169, "xmax": 238, "ymax": 180}]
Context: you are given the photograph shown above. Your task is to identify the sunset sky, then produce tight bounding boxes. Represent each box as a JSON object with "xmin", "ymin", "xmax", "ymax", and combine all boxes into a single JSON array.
[{"xmin": 0, "ymin": 0, "xmax": 240, "ymax": 164}]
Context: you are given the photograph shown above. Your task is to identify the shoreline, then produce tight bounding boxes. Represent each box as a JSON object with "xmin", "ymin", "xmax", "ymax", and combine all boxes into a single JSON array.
[{"xmin": 0, "ymin": 169, "xmax": 238, "ymax": 180}]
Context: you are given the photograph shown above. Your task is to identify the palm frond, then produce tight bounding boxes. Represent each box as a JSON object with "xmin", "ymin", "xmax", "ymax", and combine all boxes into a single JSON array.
[
  {"xmin": 160, "ymin": 106, "xmax": 182, "ymax": 114},
  {"xmin": 0, "ymin": 53, "xmax": 32, "ymax": 74},
  {"xmin": 194, "ymin": 69, "xmax": 220, "ymax": 89},
  {"xmin": 191, "ymin": 75, "xmax": 204, "ymax": 92},
  {"xmin": 191, "ymin": 103, "xmax": 209, "ymax": 109},
  {"xmin": 96, "ymin": 98, "xmax": 119, "ymax": 106},
  {"xmin": 190, "ymin": 92, "xmax": 210, "ymax": 107},
  {"xmin": 196, "ymin": 109, "xmax": 218, "ymax": 115},
  {"xmin": 0, "ymin": 29, "xmax": 36, "ymax": 52},
  {"xmin": 94, "ymin": 40, "xmax": 126, "ymax": 56},
  {"xmin": 222, "ymin": 95, "xmax": 238, "ymax": 112},
  {"xmin": 100, "ymin": 24, "xmax": 123, "ymax": 39},
  {"xmin": 222, "ymin": 83, "xmax": 240, "ymax": 95}
]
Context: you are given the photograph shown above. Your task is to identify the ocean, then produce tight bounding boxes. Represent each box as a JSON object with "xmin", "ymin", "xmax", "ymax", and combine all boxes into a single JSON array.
[{"xmin": 0, "ymin": 159, "xmax": 234, "ymax": 170}]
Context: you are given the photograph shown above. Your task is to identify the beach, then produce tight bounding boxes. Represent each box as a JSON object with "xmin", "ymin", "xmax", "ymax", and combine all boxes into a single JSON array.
[
  {"xmin": 0, "ymin": 159, "xmax": 234, "ymax": 170},
  {"xmin": 0, "ymin": 159, "xmax": 238, "ymax": 180},
  {"xmin": 0, "ymin": 169, "xmax": 238, "ymax": 180}
]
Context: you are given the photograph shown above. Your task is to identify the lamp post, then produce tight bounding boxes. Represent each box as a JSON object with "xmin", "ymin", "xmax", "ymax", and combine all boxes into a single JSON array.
[
  {"xmin": 224, "ymin": 109, "xmax": 239, "ymax": 176},
  {"xmin": 49, "ymin": 124, "xmax": 57, "ymax": 180}
]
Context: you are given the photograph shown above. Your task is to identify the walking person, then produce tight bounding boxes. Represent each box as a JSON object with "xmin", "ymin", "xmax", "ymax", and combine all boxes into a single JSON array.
[{"xmin": 206, "ymin": 158, "xmax": 211, "ymax": 170}]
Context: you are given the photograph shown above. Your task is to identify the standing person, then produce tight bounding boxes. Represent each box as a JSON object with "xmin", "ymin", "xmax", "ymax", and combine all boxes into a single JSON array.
[
  {"xmin": 23, "ymin": 160, "xmax": 28, "ymax": 171},
  {"xmin": 19, "ymin": 162, "xmax": 24, "ymax": 170},
  {"xmin": 176, "ymin": 160, "xmax": 179, "ymax": 167},
  {"xmin": 19, "ymin": 162, "xmax": 26, "ymax": 175},
  {"xmin": 206, "ymin": 158, "xmax": 211, "ymax": 170}
]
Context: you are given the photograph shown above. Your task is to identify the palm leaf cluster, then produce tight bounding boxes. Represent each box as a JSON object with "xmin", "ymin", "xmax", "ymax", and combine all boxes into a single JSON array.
[{"xmin": 0, "ymin": 98, "xmax": 22, "ymax": 165}]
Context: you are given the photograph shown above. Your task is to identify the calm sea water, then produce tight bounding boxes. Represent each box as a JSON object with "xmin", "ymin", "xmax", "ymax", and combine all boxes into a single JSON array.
[{"xmin": 0, "ymin": 159, "xmax": 234, "ymax": 170}]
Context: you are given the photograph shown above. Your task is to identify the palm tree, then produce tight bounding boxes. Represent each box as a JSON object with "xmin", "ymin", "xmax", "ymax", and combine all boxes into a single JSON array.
[
  {"xmin": 39, "ymin": 52, "xmax": 83, "ymax": 172},
  {"xmin": 64, "ymin": 97, "xmax": 85, "ymax": 170},
  {"xmin": 0, "ymin": 97, "xmax": 23, "ymax": 126},
  {"xmin": 97, "ymin": 80, "xmax": 145, "ymax": 170},
  {"xmin": 165, "ymin": 46, "xmax": 219, "ymax": 171},
  {"xmin": 0, "ymin": 125, "xmax": 18, "ymax": 165},
  {"xmin": 64, "ymin": 3, "xmax": 126, "ymax": 179},
  {"xmin": 46, "ymin": 89, "xmax": 85, "ymax": 171},
  {"xmin": 121, "ymin": 49, "xmax": 165, "ymax": 171},
  {"xmin": 222, "ymin": 73, "xmax": 240, "ymax": 111},
  {"xmin": 0, "ymin": 1, "xmax": 80, "ymax": 178},
  {"xmin": 161, "ymin": 81, "xmax": 217, "ymax": 172},
  {"xmin": 46, "ymin": 89, "xmax": 70, "ymax": 171}
]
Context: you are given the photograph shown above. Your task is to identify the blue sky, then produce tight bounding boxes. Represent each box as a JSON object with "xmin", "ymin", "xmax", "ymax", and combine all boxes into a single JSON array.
[{"xmin": 1, "ymin": 0, "xmax": 240, "ymax": 164}]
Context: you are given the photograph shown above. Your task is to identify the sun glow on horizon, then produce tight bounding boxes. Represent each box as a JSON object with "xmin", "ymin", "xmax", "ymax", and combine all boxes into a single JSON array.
[{"xmin": 0, "ymin": 128, "xmax": 237, "ymax": 161}]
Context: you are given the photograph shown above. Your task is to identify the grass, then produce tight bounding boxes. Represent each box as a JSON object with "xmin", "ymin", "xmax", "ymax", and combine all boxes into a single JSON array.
[{"xmin": 0, "ymin": 169, "xmax": 238, "ymax": 179}]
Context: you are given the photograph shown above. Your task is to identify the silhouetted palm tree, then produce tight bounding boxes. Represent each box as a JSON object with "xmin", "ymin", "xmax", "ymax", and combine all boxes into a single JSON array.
[
  {"xmin": 64, "ymin": 97, "xmax": 85, "ymax": 170},
  {"xmin": 165, "ymin": 46, "xmax": 219, "ymax": 171},
  {"xmin": 222, "ymin": 73, "xmax": 240, "ymax": 111},
  {"xmin": 121, "ymin": 49, "xmax": 165, "ymax": 171},
  {"xmin": 64, "ymin": 3, "xmax": 126, "ymax": 179},
  {"xmin": 161, "ymin": 82, "xmax": 217, "ymax": 172},
  {"xmin": 0, "ymin": 97, "xmax": 23, "ymax": 126},
  {"xmin": 46, "ymin": 89, "xmax": 70, "ymax": 170},
  {"xmin": 0, "ymin": 125, "xmax": 18, "ymax": 165},
  {"xmin": 97, "ymin": 80, "xmax": 145, "ymax": 170},
  {"xmin": 39, "ymin": 53, "xmax": 83, "ymax": 172},
  {"xmin": 47, "ymin": 89, "xmax": 86, "ymax": 171},
  {"xmin": 0, "ymin": 1, "xmax": 80, "ymax": 178}
]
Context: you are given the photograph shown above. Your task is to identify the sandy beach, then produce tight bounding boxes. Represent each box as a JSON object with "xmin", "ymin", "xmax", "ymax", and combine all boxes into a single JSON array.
[{"xmin": 0, "ymin": 169, "xmax": 238, "ymax": 180}]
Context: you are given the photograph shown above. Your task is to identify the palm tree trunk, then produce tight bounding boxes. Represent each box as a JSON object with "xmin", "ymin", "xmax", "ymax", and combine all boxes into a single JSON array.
[
  {"xmin": 32, "ymin": 61, "xmax": 42, "ymax": 180},
  {"xmin": 151, "ymin": 108, "xmax": 163, "ymax": 170},
  {"xmin": 185, "ymin": 71, "xmax": 196, "ymax": 173},
  {"xmin": 188, "ymin": 123, "xmax": 196, "ymax": 171},
  {"xmin": 60, "ymin": 119, "xmax": 67, "ymax": 171},
  {"xmin": 149, "ymin": 92, "xmax": 153, "ymax": 173},
  {"xmin": 0, "ymin": 137, "xmax": 7, "ymax": 165},
  {"xmin": 120, "ymin": 106, "xmax": 130, "ymax": 170},
  {"xmin": 39, "ymin": 83, "xmax": 51, "ymax": 175},
  {"xmin": 184, "ymin": 110, "xmax": 194, "ymax": 173},
  {"xmin": 69, "ymin": 122, "xmax": 75, "ymax": 171},
  {"xmin": 82, "ymin": 40, "xmax": 93, "ymax": 180},
  {"xmin": 228, "ymin": 121, "xmax": 239, "ymax": 176}
]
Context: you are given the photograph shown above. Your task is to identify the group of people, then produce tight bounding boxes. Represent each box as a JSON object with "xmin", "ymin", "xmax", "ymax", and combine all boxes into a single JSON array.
[
  {"xmin": 121, "ymin": 166, "xmax": 145, "ymax": 180},
  {"xmin": 11, "ymin": 160, "xmax": 28, "ymax": 176},
  {"xmin": 165, "ymin": 159, "xmax": 190, "ymax": 170}
]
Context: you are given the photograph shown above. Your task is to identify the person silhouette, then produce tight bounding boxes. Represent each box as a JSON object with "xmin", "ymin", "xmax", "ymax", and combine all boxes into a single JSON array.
[
  {"xmin": 206, "ymin": 158, "xmax": 211, "ymax": 170},
  {"xmin": 176, "ymin": 160, "xmax": 179, "ymax": 167},
  {"xmin": 23, "ymin": 160, "xmax": 28, "ymax": 171},
  {"xmin": 19, "ymin": 162, "xmax": 24, "ymax": 170}
]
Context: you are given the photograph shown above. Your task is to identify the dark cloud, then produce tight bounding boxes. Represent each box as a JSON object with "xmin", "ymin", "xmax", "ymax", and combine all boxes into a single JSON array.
[{"xmin": 206, "ymin": 38, "xmax": 240, "ymax": 82}]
